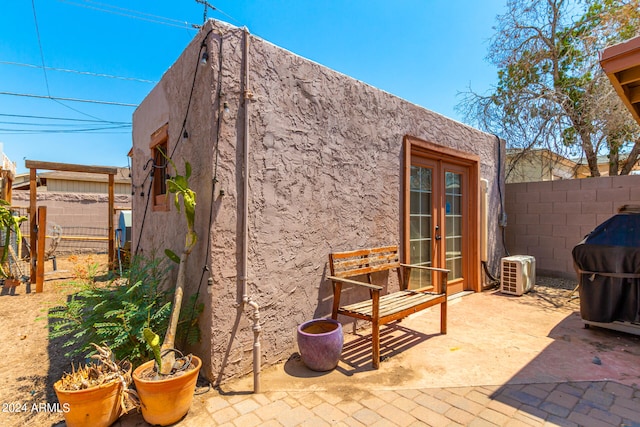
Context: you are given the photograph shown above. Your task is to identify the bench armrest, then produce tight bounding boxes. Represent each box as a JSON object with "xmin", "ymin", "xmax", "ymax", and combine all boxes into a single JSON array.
[
  {"xmin": 400, "ymin": 263, "xmax": 450, "ymax": 273},
  {"xmin": 400, "ymin": 263, "xmax": 449, "ymax": 294},
  {"xmin": 327, "ymin": 275, "xmax": 384, "ymax": 291}
]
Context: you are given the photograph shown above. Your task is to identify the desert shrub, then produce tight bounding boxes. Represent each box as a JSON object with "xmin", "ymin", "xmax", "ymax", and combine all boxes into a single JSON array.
[
  {"xmin": 67, "ymin": 254, "xmax": 103, "ymax": 283},
  {"xmin": 48, "ymin": 253, "xmax": 203, "ymax": 367}
]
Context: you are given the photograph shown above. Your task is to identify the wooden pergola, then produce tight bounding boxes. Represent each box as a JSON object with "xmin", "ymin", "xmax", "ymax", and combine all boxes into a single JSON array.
[{"xmin": 26, "ymin": 160, "xmax": 117, "ymax": 292}]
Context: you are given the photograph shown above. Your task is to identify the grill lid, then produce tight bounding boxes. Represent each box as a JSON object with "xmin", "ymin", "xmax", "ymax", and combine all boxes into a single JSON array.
[{"xmin": 580, "ymin": 206, "xmax": 640, "ymax": 248}]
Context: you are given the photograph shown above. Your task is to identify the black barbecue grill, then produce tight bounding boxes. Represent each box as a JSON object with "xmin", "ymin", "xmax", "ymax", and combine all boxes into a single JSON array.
[{"xmin": 572, "ymin": 206, "xmax": 640, "ymax": 332}]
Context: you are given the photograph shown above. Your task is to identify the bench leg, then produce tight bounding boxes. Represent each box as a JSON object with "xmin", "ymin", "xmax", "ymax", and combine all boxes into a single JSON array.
[
  {"xmin": 372, "ymin": 319, "xmax": 380, "ymax": 369},
  {"xmin": 331, "ymin": 282, "xmax": 342, "ymax": 320},
  {"xmin": 372, "ymin": 290, "xmax": 380, "ymax": 369},
  {"xmin": 441, "ymin": 300, "xmax": 447, "ymax": 334}
]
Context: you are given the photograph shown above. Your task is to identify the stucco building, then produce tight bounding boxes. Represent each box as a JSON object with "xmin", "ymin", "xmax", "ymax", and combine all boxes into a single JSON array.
[{"xmin": 131, "ymin": 20, "xmax": 504, "ymax": 384}]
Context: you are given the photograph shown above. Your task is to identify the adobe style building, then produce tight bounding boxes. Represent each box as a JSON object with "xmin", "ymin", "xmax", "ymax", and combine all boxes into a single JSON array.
[{"xmin": 131, "ymin": 20, "xmax": 504, "ymax": 383}]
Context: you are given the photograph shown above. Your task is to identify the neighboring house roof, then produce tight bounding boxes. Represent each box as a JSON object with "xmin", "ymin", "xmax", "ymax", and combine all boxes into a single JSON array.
[
  {"xmin": 12, "ymin": 167, "xmax": 131, "ymax": 191},
  {"xmin": 600, "ymin": 35, "xmax": 640, "ymax": 125},
  {"xmin": 506, "ymin": 148, "xmax": 640, "ymax": 183},
  {"xmin": 1, "ymin": 152, "xmax": 16, "ymax": 181},
  {"xmin": 506, "ymin": 148, "xmax": 580, "ymax": 183}
]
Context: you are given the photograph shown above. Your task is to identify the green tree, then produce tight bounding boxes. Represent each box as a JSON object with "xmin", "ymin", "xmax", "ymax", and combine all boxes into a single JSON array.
[{"xmin": 459, "ymin": 0, "xmax": 640, "ymax": 177}]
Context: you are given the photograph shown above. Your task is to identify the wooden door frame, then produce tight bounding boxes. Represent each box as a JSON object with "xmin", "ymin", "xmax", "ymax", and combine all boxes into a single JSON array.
[{"xmin": 402, "ymin": 135, "xmax": 481, "ymax": 293}]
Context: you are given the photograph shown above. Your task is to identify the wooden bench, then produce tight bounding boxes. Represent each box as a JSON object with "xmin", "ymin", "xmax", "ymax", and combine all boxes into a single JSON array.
[{"xmin": 328, "ymin": 245, "xmax": 449, "ymax": 369}]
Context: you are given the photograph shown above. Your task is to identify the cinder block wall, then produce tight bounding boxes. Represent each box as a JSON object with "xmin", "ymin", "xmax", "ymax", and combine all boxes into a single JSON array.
[
  {"xmin": 505, "ymin": 175, "xmax": 640, "ymax": 278},
  {"xmin": 12, "ymin": 190, "xmax": 132, "ymax": 253}
]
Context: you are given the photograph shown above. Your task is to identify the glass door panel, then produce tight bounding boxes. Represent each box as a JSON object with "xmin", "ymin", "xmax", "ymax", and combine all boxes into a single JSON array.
[
  {"xmin": 404, "ymin": 135, "xmax": 479, "ymax": 294},
  {"xmin": 408, "ymin": 165, "xmax": 432, "ymax": 289},
  {"xmin": 445, "ymin": 172, "xmax": 463, "ymax": 280}
]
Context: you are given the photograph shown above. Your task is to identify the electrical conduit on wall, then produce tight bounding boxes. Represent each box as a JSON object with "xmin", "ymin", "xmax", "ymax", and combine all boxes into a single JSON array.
[{"xmin": 240, "ymin": 27, "xmax": 261, "ymax": 394}]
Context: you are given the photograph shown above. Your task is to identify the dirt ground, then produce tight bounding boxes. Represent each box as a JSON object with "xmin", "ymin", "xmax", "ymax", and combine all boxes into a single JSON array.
[{"xmin": 0, "ymin": 254, "xmax": 111, "ymax": 427}]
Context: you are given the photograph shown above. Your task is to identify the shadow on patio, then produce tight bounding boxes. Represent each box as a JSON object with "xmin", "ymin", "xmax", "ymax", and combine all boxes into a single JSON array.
[
  {"xmin": 487, "ymin": 287, "xmax": 640, "ymax": 424},
  {"xmin": 223, "ymin": 281, "xmax": 640, "ymax": 396}
]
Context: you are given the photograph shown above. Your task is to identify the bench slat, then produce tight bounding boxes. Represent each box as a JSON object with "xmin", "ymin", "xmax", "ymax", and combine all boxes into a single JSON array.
[
  {"xmin": 331, "ymin": 262, "xmax": 400, "ymax": 278},
  {"xmin": 340, "ymin": 291, "xmax": 444, "ymax": 319},
  {"xmin": 332, "ymin": 254, "xmax": 399, "ymax": 272},
  {"xmin": 330, "ymin": 246, "xmax": 399, "ymax": 259}
]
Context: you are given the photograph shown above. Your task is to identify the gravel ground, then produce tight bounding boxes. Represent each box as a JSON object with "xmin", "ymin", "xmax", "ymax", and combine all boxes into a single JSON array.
[{"xmin": 536, "ymin": 275, "xmax": 579, "ymax": 290}]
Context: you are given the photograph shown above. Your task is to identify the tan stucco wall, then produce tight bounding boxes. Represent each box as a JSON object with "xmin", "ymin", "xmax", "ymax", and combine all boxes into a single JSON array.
[
  {"xmin": 505, "ymin": 175, "xmax": 640, "ymax": 278},
  {"xmin": 132, "ymin": 20, "xmax": 504, "ymax": 384}
]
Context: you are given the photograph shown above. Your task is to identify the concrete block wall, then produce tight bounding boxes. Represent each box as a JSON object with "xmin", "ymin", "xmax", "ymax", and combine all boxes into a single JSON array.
[
  {"xmin": 505, "ymin": 175, "xmax": 640, "ymax": 278},
  {"xmin": 12, "ymin": 190, "xmax": 132, "ymax": 253}
]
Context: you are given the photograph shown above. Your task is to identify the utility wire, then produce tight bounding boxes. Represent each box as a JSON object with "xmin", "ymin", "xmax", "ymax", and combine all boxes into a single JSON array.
[
  {"xmin": 58, "ymin": 0, "xmax": 198, "ymax": 30},
  {"xmin": 0, "ymin": 91, "xmax": 138, "ymax": 107},
  {"xmin": 31, "ymin": 0, "xmax": 51, "ymax": 96},
  {"xmin": 0, "ymin": 120, "xmax": 130, "ymax": 128},
  {"xmin": 60, "ymin": 0, "xmax": 242, "ymax": 30},
  {"xmin": 31, "ymin": 0, "xmax": 109, "ymax": 121},
  {"xmin": 0, "ymin": 61, "xmax": 157, "ymax": 84},
  {"xmin": 0, "ymin": 113, "xmax": 130, "ymax": 125},
  {"xmin": 0, "ymin": 128, "xmax": 130, "ymax": 134}
]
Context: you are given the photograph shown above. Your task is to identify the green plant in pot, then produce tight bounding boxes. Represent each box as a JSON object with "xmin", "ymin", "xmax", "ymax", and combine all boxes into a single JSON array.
[
  {"xmin": 132, "ymin": 158, "xmax": 203, "ymax": 426},
  {"xmin": 47, "ymin": 252, "xmax": 200, "ymax": 367},
  {"xmin": 0, "ymin": 200, "xmax": 27, "ymax": 285}
]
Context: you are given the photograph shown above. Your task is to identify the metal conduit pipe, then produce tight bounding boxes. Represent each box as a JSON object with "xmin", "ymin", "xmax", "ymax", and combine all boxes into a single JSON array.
[
  {"xmin": 247, "ymin": 297, "xmax": 261, "ymax": 393},
  {"xmin": 240, "ymin": 26, "xmax": 261, "ymax": 394}
]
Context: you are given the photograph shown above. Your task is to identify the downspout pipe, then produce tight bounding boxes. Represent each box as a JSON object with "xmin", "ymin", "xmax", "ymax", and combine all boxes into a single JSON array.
[{"xmin": 240, "ymin": 26, "xmax": 261, "ymax": 394}]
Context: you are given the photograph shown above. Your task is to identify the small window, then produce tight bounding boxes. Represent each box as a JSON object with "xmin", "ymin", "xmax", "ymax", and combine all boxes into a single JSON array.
[{"xmin": 150, "ymin": 124, "xmax": 170, "ymax": 211}]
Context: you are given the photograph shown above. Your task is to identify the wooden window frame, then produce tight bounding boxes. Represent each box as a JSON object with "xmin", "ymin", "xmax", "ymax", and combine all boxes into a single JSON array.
[{"xmin": 150, "ymin": 123, "xmax": 170, "ymax": 212}]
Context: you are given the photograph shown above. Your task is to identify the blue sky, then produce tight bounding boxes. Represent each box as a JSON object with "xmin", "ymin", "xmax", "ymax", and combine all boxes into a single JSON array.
[{"xmin": 1, "ymin": 1, "xmax": 505, "ymax": 175}]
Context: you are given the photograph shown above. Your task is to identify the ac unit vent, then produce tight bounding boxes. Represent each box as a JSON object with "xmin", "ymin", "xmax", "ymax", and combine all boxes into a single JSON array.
[{"xmin": 501, "ymin": 255, "xmax": 536, "ymax": 296}]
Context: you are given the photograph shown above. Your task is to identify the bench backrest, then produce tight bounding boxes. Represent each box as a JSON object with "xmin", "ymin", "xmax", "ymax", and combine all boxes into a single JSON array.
[{"xmin": 329, "ymin": 245, "xmax": 400, "ymax": 279}]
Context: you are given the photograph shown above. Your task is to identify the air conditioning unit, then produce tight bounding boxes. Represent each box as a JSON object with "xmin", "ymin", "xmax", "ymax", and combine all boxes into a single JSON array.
[{"xmin": 501, "ymin": 255, "xmax": 536, "ymax": 296}]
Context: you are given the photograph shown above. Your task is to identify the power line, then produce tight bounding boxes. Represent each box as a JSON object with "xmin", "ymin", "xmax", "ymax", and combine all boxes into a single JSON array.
[
  {"xmin": 59, "ymin": 0, "xmax": 243, "ymax": 30},
  {"xmin": 0, "ymin": 120, "xmax": 131, "ymax": 129},
  {"xmin": 0, "ymin": 113, "xmax": 130, "ymax": 125},
  {"xmin": 0, "ymin": 126, "xmax": 130, "ymax": 134},
  {"xmin": 0, "ymin": 91, "xmax": 138, "ymax": 107},
  {"xmin": 31, "ymin": 0, "xmax": 51, "ymax": 96},
  {"xmin": 31, "ymin": 0, "xmax": 111, "ymax": 122},
  {"xmin": 58, "ymin": 0, "xmax": 199, "ymax": 30},
  {"xmin": 0, "ymin": 61, "xmax": 157, "ymax": 84},
  {"xmin": 195, "ymin": 0, "xmax": 216, "ymax": 24}
]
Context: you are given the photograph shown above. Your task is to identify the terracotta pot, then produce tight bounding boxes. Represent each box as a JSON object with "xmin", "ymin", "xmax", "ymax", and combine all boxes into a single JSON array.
[
  {"xmin": 54, "ymin": 363, "xmax": 131, "ymax": 427},
  {"xmin": 132, "ymin": 355, "xmax": 201, "ymax": 426},
  {"xmin": 297, "ymin": 318, "xmax": 343, "ymax": 371}
]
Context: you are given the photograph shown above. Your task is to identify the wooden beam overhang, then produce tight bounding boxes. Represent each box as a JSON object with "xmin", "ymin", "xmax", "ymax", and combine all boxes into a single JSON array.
[{"xmin": 600, "ymin": 36, "xmax": 640, "ymax": 125}]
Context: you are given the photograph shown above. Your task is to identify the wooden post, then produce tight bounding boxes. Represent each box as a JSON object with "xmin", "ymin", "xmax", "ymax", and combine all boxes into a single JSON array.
[
  {"xmin": 36, "ymin": 206, "xmax": 46, "ymax": 292},
  {"xmin": 108, "ymin": 174, "xmax": 115, "ymax": 269},
  {"xmin": 29, "ymin": 168, "xmax": 37, "ymax": 285},
  {"xmin": 5, "ymin": 171, "xmax": 13, "ymax": 204},
  {"xmin": 25, "ymin": 160, "xmax": 120, "ymax": 272}
]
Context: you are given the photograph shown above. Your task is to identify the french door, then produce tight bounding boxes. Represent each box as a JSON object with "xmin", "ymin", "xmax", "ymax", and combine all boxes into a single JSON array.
[{"xmin": 403, "ymin": 136, "xmax": 480, "ymax": 295}]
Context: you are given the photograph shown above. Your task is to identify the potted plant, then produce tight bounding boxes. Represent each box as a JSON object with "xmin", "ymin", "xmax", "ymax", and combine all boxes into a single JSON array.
[
  {"xmin": 0, "ymin": 200, "xmax": 27, "ymax": 286},
  {"xmin": 54, "ymin": 343, "xmax": 137, "ymax": 427},
  {"xmin": 132, "ymin": 159, "xmax": 202, "ymax": 426}
]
